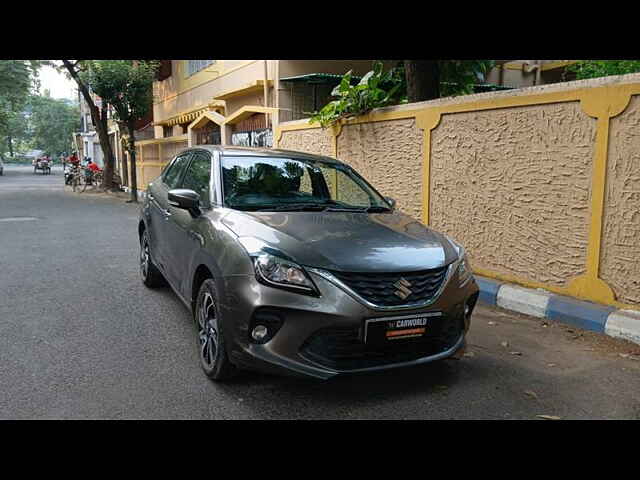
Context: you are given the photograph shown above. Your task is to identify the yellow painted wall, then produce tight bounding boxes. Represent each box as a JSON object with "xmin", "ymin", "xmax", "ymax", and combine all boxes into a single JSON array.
[
  {"xmin": 276, "ymin": 74, "xmax": 640, "ymax": 311},
  {"xmin": 135, "ymin": 137, "xmax": 188, "ymax": 190}
]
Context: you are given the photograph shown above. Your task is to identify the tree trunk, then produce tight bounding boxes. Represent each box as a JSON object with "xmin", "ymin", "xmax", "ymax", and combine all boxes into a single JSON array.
[
  {"xmin": 61, "ymin": 60, "xmax": 115, "ymax": 190},
  {"xmin": 127, "ymin": 121, "xmax": 138, "ymax": 203},
  {"xmin": 404, "ymin": 61, "xmax": 440, "ymax": 102},
  {"xmin": 118, "ymin": 125, "xmax": 128, "ymax": 187},
  {"xmin": 8, "ymin": 135, "xmax": 12, "ymax": 157},
  {"xmin": 99, "ymin": 103, "xmax": 114, "ymax": 190}
]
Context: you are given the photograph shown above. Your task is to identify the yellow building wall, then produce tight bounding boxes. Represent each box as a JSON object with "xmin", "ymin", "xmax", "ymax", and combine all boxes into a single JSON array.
[{"xmin": 275, "ymin": 74, "xmax": 640, "ymax": 311}]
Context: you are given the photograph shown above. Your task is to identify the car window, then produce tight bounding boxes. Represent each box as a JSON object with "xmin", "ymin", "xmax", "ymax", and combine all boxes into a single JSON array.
[
  {"xmin": 181, "ymin": 152, "xmax": 212, "ymax": 206},
  {"xmin": 318, "ymin": 167, "xmax": 371, "ymax": 206},
  {"xmin": 163, "ymin": 153, "xmax": 192, "ymax": 189}
]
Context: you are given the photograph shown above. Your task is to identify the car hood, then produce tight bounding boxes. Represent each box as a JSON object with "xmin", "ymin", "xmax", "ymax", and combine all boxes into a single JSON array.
[{"xmin": 221, "ymin": 210, "xmax": 458, "ymax": 272}]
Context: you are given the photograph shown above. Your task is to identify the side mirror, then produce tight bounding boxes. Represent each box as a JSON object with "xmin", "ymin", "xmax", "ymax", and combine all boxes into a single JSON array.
[
  {"xmin": 168, "ymin": 189, "xmax": 201, "ymax": 217},
  {"xmin": 385, "ymin": 197, "xmax": 396, "ymax": 210}
]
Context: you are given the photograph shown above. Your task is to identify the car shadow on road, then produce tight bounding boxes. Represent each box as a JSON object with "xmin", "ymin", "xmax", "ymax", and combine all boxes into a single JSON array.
[{"xmin": 217, "ymin": 358, "xmax": 469, "ymax": 406}]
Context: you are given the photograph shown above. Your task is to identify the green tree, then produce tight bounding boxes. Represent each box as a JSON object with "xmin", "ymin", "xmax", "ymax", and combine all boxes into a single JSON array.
[
  {"xmin": 61, "ymin": 60, "xmax": 117, "ymax": 190},
  {"xmin": 79, "ymin": 60, "xmax": 157, "ymax": 202},
  {"xmin": 404, "ymin": 60, "xmax": 495, "ymax": 102},
  {"xmin": 0, "ymin": 108, "xmax": 31, "ymax": 158},
  {"xmin": 0, "ymin": 60, "xmax": 43, "ymax": 158},
  {"xmin": 28, "ymin": 94, "xmax": 79, "ymax": 157},
  {"xmin": 566, "ymin": 60, "xmax": 640, "ymax": 80}
]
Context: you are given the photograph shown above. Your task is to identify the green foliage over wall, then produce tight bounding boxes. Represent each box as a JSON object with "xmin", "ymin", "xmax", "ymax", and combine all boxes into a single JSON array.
[
  {"xmin": 567, "ymin": 60, "xmax": 640, "ymax": 80},
  {"xmin": 309, "ymin": 62, "xmax": 406, "ymax": 128},
  {"xmin": 309, "ymin": 60, "xmax": 495, "ymax": 128}
]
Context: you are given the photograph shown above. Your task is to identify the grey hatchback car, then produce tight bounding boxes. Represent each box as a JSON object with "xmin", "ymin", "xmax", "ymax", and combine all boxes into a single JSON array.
[{"xmin": 139, "ymin": 146, "xmax": 479, "ymax": 380}]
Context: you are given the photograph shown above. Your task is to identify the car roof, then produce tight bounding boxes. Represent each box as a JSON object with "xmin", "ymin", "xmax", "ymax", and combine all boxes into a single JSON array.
[{"xmin": 187, "ymin": 145, "xmax": 343, "ymax": 166}]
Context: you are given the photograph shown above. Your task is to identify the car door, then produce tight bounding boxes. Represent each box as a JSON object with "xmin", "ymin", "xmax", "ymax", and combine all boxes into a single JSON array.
[
  {"xmin": 148, "ymin": 151, "xmax": 193, "ymax": 276},
  {"xmin": 164, "ymin": 150, "xmax": 214, "ymax": 297}
]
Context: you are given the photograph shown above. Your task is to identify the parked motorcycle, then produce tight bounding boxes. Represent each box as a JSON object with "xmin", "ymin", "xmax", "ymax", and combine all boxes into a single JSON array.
[{"xmin": 64, "ymin": 163, "xmax": 74, "ymax": 184}]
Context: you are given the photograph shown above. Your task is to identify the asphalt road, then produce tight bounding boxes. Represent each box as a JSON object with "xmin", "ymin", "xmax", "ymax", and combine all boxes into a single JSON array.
[{"xmin": 1, "ymin": 163, "xmax": 640, "ymax": 420}]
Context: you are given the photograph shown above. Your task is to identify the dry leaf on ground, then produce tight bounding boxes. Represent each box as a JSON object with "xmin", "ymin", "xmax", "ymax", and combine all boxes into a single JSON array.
[{"xmin": 536, "ymin": 415, "xmax": 561, "ymax": 420}]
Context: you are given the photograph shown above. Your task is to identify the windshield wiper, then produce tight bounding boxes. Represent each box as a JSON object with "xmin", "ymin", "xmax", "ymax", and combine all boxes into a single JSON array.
[
  {"xmin": 232, "ymin": 203, "xmax": 329, "ymax": 212},
  {"xmin": 364, "ymin": 205, "xmax": 392, "ymax": 213},
  {"xmin": 270, "ymin": 204, "xmax": 329, "ymax": 211},
  {"xmin": 231, "ymin": 203, "xmax": 391, "ymax": 213},
  {"xmin": 324, "ymin": 206, "xmax": 368, "ymax": 212},
  {"xmin": 325, "ymin": 205, "xmax": 392, "ymax": 213}
]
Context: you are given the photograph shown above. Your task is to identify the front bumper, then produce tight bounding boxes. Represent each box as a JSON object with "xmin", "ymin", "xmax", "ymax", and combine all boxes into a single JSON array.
[{"xmin": 216, "ymin": 270, "xmax": 479, "ymax": 380}]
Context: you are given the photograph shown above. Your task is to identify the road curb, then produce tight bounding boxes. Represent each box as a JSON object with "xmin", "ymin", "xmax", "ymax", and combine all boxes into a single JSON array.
[{"xmin": 475, "ymin": 275, "xmax": 640, "ymax": 346}]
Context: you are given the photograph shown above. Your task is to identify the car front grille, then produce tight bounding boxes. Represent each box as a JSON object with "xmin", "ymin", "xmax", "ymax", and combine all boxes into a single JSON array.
[
  {"xmin": 328, "ymin": 266, "xmax": 450, "ymax": 307},
  {"xmin": 300, "ymin": 314, "xmax": 464, "ymax": 371}
]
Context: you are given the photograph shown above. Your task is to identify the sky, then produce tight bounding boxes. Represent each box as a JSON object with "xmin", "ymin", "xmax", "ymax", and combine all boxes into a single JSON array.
[{"xmin": 37, "ymin": 64, "xmax": 77, "ymax": 101}]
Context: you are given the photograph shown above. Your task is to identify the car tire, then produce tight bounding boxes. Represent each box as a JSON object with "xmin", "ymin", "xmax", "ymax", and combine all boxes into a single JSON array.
[
  {"xmin": 195, "ymin": 279, "xmax": 237, "ymax": 381},
  {"xmin": 140, "ymin": 230, "xmax": 165, "ymax": 288}
]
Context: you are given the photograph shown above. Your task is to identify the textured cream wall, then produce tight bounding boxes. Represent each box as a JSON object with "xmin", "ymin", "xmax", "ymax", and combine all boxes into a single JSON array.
[
  {"xmin": 430, "ymin": 102, "xmax": 596, "ymax": 287},
  {"xmin": 279, "ymin": 127, "xmax": 334, "ymax": 158},
  {"xmin": 601, "ymin": 95, "xmax": 640, "ymax": 305},
  {"xmin": 337, "ymin": 119, "xmax": 423, "ymax": 220}
]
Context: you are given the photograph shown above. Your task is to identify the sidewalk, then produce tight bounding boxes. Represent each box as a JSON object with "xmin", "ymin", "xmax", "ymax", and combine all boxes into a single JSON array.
[
  {"xmin": 64, "ymin": 183, "xmax": 134, "ymax": 202},
  {"xmin": 476, "ymin": 275, "xmax": 640, "ymax": 347}
]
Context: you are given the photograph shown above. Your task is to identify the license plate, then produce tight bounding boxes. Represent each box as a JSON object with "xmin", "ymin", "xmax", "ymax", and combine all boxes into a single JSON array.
[{"xmin": 364, "ymin": 312, "xmax": 442, "ymax": 347}]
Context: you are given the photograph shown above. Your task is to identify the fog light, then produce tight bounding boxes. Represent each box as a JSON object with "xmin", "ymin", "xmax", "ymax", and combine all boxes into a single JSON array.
[{"xmin": 251, "ymin": 325, "xmax": 269, "ymax": 342}]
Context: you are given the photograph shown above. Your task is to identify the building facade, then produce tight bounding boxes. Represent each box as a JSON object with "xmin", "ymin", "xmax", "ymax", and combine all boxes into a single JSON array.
[
  {"xmin": 130, "ymin": 60, "xmax": 394, "ymax": 192},
  {"xmin": 487, "ymin": 60, "xmax": 579, "ymax": 88}
]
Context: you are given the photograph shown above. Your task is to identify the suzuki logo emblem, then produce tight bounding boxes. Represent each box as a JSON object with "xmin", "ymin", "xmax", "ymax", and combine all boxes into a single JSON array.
[{"xmin": 393, "ymin": 278, "xmax": 412, "ymax": 300}]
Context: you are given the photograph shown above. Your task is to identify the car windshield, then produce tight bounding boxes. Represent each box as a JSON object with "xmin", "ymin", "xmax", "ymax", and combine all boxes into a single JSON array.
[{"xmin": 221, "ymin": 155, "xmax": 391, "ymax": 212}]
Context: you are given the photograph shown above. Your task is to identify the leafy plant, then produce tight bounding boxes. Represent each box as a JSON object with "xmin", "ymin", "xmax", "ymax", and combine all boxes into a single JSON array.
[
  {"xmin": 309, "ymin": 60, "xmax": 495, "ymax": 128},
  {"xmin": 309, "ymin": 61, "xmax": 406, "ymax": 128},
  {"xmin": 566, "ymin": 60, "xmax": 640, "ymax": 80}
]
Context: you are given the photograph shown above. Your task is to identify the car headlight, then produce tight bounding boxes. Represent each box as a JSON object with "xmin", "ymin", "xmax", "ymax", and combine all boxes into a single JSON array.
[
  {"xmin": 255, "ymin": 253, "xmax": 317, "ymax": 292},
  {"xmin": 237, "ymin": 237, "xmax": 319, "ymax": 296},
  {"xmin": 457, "ymin": 252, "xmax": 472, "ymax": 286},
  {"xmin": 446, "ymin": 235, "xmax": 473, "ymax": 287}
]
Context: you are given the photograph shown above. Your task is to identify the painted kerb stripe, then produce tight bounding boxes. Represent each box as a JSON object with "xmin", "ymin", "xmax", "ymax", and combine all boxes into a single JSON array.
[{"xmin": 546, "ymin": 295, "xmax": 614, "ymax": 333}]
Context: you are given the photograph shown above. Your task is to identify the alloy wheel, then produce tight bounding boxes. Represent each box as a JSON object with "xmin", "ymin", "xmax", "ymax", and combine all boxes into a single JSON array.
[
  {"xmin": 198, "ymin": 292, "xmax": 219, "ymax": 370},
  {"xmin": 140, "ymin": 235, "xmax": 150, "ymax": 280}
]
